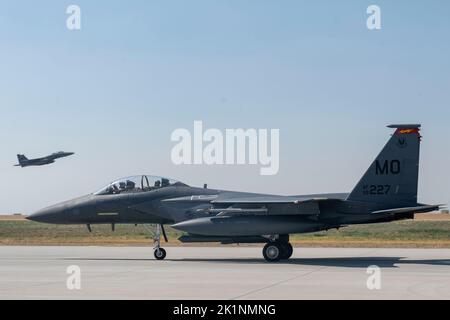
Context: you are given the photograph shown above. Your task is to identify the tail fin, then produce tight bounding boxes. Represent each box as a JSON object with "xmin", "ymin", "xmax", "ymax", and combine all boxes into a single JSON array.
[
  {"xmin": 347, "ymin": 124, "xmax": 421, "ymax": 206},
  {"xmin": 17, "ymin": 154, "xmax": 28, "ymax": 164}
]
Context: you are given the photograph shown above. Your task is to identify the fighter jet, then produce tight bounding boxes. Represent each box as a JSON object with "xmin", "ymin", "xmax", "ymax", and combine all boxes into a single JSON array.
[
  {"xmin": 14, "ymin": 151, "xmax": 74, "ymax": 167},
  {"xmin": 27, "ymin": 125, "xmax": 442, "ymax": 262}
]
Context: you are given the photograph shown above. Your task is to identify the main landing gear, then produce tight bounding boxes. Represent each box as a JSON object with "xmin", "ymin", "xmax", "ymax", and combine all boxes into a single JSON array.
[
  {"xmin": 262, "ymin": 241, "xmax": 294, "ymax": 262},
  {"xmin": 149, "ymin": 224, "xmax": 168, "ymax": 260}
]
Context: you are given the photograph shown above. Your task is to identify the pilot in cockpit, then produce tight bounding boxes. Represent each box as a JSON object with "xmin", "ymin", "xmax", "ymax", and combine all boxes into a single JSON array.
[
  {"xmin": 161, "ymin": 178, "xmax": 170, "ymax": 187},
  {"xmin": 94, "ymin": 176, "xmax": 185, "ymax": 196},
  {"xmin": 125, "ymin": 180, "xmax": 135, "ymax": 191}
]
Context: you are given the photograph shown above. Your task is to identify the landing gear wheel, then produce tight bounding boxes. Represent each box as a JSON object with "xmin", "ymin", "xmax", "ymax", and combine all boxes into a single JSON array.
[
  {"xmin": 154, "ymin": 248, "xmax": 167, "ymax": 260},
  {"xmin": 146, "ymin": 224, "xmax": 169, "ymax": 260},
  {"xmin": 263, "ymin": 243, "xmax": 282, "ymax": 262},
  {"xmin": 280, "ymin": 242, "xmax": 293, "ymax": 260}
]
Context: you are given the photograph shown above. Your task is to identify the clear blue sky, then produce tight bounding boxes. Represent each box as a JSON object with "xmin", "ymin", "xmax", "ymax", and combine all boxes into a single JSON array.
[{"xmin": 0, "ymin": 0, "xmax": 449, "ymax": 213}]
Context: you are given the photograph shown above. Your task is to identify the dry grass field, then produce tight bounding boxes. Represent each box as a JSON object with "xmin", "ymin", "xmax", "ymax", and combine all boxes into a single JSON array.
[
  {"xmin": 0, "ymin": 214, "xmax": 26, "ymax": 221},
  {"xmin": 0, "ymin": 213, "xmax": 449, "ymax": 248}
]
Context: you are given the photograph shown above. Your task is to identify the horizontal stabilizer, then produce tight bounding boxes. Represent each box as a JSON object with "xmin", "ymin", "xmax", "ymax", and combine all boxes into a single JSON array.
[{"xmin": 371, "ymin": 205, "xmax": 442, "ymax": 215}]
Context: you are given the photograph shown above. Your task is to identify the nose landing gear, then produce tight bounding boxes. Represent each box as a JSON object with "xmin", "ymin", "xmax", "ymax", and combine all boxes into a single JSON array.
[
  {"xmin": 154, "ymin": 247, "xmax": 167, "ymax": 260},
  {"xmin": 148, "ymin": 224, "xmax": 168, "ymax": 260}
]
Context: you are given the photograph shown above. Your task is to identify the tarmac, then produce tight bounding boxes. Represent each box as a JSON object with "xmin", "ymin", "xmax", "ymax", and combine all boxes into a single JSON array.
[{"xmin": 0, "ymin": 246, "xmax": 449, "ymax": 299}]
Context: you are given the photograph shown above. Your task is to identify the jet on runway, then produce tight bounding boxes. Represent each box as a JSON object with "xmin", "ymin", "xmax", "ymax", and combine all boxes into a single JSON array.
[
  {"xmin": 14, "ymin": 151, "xmax": 74, "ymax": 167},
  {"xmin": 28, "ymin": 125, "xmax": 442, "ymax": 261}
]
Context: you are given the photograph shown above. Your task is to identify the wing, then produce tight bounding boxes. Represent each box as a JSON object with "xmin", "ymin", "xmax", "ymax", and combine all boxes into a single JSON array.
[
  {"xmin": 371, "ymin": 204, "xmax": 443, "ymax": 215},
  {"xmin": 211, "ymin": 195, "xmax": 336, "ymax": 205},
  {"xmin": 162, "ymin": 195, "xmax": 219, "ymax": 203},
  {"xmin": 206, "ymin": 195, "xmax": 344, "ymax": 217},
  {"xmin": 161, "ymin": 194, "xmax": 345, "ymax": 217}
]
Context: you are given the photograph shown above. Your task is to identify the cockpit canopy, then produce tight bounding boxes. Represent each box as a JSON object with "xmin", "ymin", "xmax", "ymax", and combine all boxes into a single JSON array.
[{"xmin": 94, "ymin": 175, "xmax": 187, "ymax": 195}]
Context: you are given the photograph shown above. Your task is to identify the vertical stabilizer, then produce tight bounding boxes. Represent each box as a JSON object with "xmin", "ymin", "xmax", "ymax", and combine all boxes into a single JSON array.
[{"xmin": 347, "ymin": 125, "xmax": 421, "ymax": 206}]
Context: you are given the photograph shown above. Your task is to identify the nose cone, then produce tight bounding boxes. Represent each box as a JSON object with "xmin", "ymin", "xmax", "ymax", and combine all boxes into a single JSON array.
[
  {"xmin": 28, "ymin": 195, "xmax": 94, "ymax": 224},
  {"xmin": 27, "ymin": 204, "xmax": 67, "ymax": 224}
]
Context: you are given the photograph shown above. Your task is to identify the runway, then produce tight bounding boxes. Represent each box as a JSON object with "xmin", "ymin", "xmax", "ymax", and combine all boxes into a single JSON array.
[{"xmin": 0, "ymin": 246, "xmax": 449, "ymax": 299}]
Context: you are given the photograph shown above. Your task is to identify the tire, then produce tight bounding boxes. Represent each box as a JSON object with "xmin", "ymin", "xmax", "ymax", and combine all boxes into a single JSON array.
[
  {"xmin": 263, "ymin": 243, "xmax": 282, "ymax": 262},
  {"xmin": 280, "ymin": 242, "xmax": 293, "ymax": 260},
  {"xmin": 154, "ymin": 248, "xmax": 167, "ymax": 260}
]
